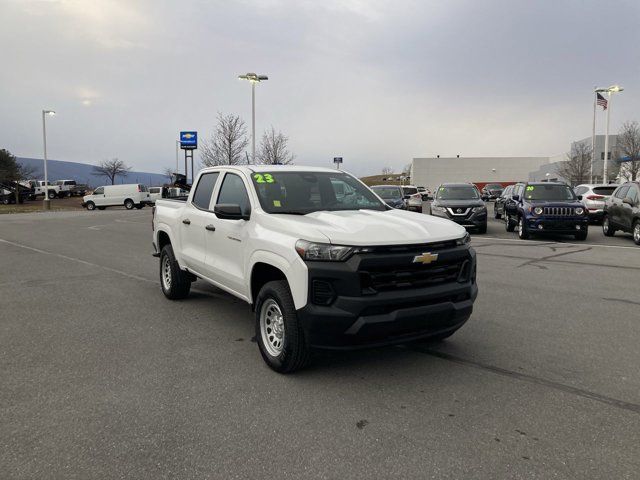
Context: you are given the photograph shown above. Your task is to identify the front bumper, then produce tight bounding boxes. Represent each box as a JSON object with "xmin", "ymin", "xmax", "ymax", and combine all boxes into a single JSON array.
[
  {"xmin": 435, "ymin": 211, "xmax": 487, "ymax": 229},
  {"xmin": 296, "ymin": 244, "xmax": 477, "ymax": 349},
  {"xmin": 525, "ymin": 215, "xmax": 589, "ymax": 234}
]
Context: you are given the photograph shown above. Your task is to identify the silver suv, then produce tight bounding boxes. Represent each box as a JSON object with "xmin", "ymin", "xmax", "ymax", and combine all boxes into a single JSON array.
[{"xmin": 573, "ymin": 184, "xmax": 618, "ymax": 223}]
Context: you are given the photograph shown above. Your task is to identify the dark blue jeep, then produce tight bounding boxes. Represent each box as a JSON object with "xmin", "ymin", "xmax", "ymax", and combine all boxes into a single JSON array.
[{"xmin": 503, "ymin": 182, "xmax": 589, "ymax": 240}]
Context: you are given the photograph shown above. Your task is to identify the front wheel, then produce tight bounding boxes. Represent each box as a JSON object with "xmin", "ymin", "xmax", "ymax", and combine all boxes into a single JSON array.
[
  {"xmin": 575, "ymin": 230, "xmax": 588, "ymax": 241},
  {"xmin": 494, "ymin": 207, "xmax": 502, "ymax": 219},
  {"xmin": 160, "ymin": 244, "xmax": 191, "ymax": 299},
  {"xmin": 505, "ymin": 214, "xmax": 515, "ymax": 232},
  {"xmin": 255, "ymin": 280, "xmax": 311, "ymax": 373},
  {"xmin": 47, "ymin": 191, "xmax": 56, "ymax": 199},
  {"xmin": 633, "ymin": 220, "xmax": 640, "ymax": 246},
  {"xmin": 602, "ymin": 215, "xmax": 616, "ymax": 237},
  {"xmin": 477, "ymin": 223, "xmax": 487, "ymax": 234},
  {"xmin": 518, "ymin": 216, "xmax": 530, "ymax": 239},
  {"xmin": 85, "ymin": 201, "xmax": 96, "ymax": 211}
]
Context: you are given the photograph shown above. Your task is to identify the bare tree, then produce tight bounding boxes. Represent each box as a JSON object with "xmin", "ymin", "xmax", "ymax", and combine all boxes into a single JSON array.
[
  {"xmin": 92, "ymin": 158, "xmax": 131, "ymax": 185},
  {"xmin": 556, "ymin": 143, "xmax": 591, "ymax": 186},
  {"xmin": 617, "ymin": 121, "xmax": 640, "ymax": 181},
  {"xmin": 256, "ymin": 127, "xmax": 295, "ymax": 165},
  {"xmin": 381, "ymin": 166, "xmax": 394, "ymax": 175},
  {"xmin": 201, "ymin": 113, "xmax": 249, "ymax": 166},
  {"xmin": 0, "ymin": 149, "xmax": 38, "ymax": 202},
  {"xmin": 163, "ymin": 167, "xmax": 174, "ymax": 183}
]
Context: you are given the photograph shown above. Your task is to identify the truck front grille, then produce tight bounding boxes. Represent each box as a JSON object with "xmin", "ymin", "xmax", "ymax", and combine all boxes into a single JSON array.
[{"xmin": 543, "ymin": 207, "xmax": 575, "ymax": 216}]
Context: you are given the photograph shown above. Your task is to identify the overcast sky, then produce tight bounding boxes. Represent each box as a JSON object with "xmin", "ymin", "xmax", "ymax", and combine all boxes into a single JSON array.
[{"xmin": 2, "ymin": 0, "xmax": 639, "ymax": 177}]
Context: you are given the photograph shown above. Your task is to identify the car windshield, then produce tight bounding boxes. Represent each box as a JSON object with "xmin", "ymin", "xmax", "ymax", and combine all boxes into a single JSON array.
[
  {"xmin": 485, "ymin": 184, "xmax": 502, "ymax": 190},
  {"xmin": 437, "ymin": 185, "xmax": 480, "ymax": 200},
  {"xmin": 402, "ymin": 187, "xmax": 418, "ymax": 195},
  {"xmin": 251, "ymin": 171, "xmax": 387, "ymax": 214},
  {"xmin": 372, "ymin": 186, "xmax": 402, "ymax": 199},
  {"xmin": 524, "ymin": 184, "xmax": 576, "ymax": 201}
]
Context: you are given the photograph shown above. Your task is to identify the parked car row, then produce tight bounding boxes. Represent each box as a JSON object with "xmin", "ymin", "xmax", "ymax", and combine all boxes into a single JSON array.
[{"xmin": 370, "ymin": 185, "xmax": 424, "ymax": 212}]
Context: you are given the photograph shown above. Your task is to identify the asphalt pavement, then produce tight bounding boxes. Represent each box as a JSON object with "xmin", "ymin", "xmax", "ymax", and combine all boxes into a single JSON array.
[{"xmin": 1, "ymin": 208, "xmax": 639, "ymax": 479}]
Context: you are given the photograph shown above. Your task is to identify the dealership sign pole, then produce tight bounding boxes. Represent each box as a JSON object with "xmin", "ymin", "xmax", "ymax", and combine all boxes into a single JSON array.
[{"xmin": 179, "ymin": 131, "xmax": 198, "ymax": 184}]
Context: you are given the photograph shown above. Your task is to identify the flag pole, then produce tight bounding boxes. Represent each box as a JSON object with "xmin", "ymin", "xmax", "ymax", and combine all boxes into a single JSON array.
[
  {"xmin": 603, "ymin": 91, "xmax": 612, "ymax": 183},
  {"xmin": 591, "ymin": 87, "xmax": 596, "ymax": 183}
]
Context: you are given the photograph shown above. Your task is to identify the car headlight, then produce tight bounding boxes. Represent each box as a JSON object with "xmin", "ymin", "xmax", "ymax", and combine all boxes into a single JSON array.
[
  {"xmin": 295, "ymin": 240, "xmax": 354, "ymax": 261},
  {"xmin": 456, "ymin": 232, "xmax": 471, "ymax": 246},
  {"xmin": 575, "ymin": 207, "xmax": 585, "ymax": 215},
  {"xmin": 472, "ymin": 206, "xmax": 487, "ymax": 213},
  {"xmin": 431, "ymin": 205, "xmax": 447, "ymax": 214},
  {"xmin": 533, "ymin": 206, "xmax": 543, "ymax": 215}
]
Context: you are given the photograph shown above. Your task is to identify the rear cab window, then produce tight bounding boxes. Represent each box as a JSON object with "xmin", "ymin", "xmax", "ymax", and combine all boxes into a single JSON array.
[{"xmin": 192, "ymin": 172, "xmax": 220, "ymax": 210}]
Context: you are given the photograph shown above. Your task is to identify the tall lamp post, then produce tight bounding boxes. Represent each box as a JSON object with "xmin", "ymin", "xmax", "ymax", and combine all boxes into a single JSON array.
[
  {"xmin": 238, "ymin": 73, "xmax": 268, "ymax": 163},
  {"xmin": 596, "ymin": 85, "xmax": 623, "ymax": 183},
  {"xmin": 42, "ymin": 109, "xmax": 56, "ymax": 210}
]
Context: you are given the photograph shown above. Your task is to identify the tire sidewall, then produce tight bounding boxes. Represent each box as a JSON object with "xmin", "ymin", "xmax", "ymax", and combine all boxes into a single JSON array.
[
  {"xmin": 124, "ymin": 199, "xmax": 134, "ymax": 210},
  {"xmin": 86, "ymin": 201, "xmax": 95, "ymax": 211}
]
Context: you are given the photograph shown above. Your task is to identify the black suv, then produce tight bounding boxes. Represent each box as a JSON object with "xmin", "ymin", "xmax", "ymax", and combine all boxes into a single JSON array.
[
  {"xmin": 602, "ymin": 181, "xmax": 640, "ymax": 245},
  {"xmin": 429, "ymin": 183, "xmax": 487, "ymax": 233},
  {"xmin": 493, "ymin": 184, "xmax": 514, "ymax": 219},
  {"xmin": 503, "ymin": 182, "xmax": 589, "ymax": 240}
]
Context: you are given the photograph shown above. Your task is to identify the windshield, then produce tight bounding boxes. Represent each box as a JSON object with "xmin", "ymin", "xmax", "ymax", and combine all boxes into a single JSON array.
[
  {"xmin": 251, "ymin": 171, "xmax": 387, "ymax": 214},
  {"xmin": 371, "ymin": 186, "xmax": 402, "ymax": 199},
  {"xmin": 485, "ymin": 184, "xmax": 502, "ymax": 190},
  {"xmin": 402, "ymin": 187, "xmax": 418, "ymax": 195},
  {"xmin": 437, "ymin": 185, "xmax": 480, "ymax": 200},
  {"xmin": 525, "ymin": 184, "xmax": 576, "ymax": 201}
]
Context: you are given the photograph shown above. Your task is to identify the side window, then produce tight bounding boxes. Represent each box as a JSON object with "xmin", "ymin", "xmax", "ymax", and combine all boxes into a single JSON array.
[
  {"xmin": 192, "ymin": 172, "xmax": 220, "ymax": 210},
  {"xmin": 627, "ymin": 186, "xmax": 638, "ymax": 203},
  {"xmin": 574, "ymin": 186, "xmax": 588, "ymax": 195},
  {"xmin": 615, "ymin": 186, "xmax": 629, "ymax": 199},
  {"xmin": 93, "ymin": 187, "xmax": 104, "ymax": 195},
  {"xmin": 216, "ymin": 173, "xmax": 251, "ymax": 215}
]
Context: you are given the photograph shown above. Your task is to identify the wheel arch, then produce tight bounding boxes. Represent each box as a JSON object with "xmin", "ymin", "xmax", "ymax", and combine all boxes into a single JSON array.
[{"xmin": 248, "ymin": 251, "xmax": 308, "ymax": 310}]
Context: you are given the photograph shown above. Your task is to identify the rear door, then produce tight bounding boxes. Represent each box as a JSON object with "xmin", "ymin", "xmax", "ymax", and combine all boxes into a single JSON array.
[
  {"xmin": 610, "ymin": 185, "xmax": 629, "ymax": 227},
  {"xmin": 621, "ymin": 185, "xmax": 638, "ymax": 231},
  {"xmin": 206, "ymin": 172, "xmax": 252, "ymax": 298},
  {"xmin": 179, "ymin": 172, "xmax": 220, "ymax": 272}
]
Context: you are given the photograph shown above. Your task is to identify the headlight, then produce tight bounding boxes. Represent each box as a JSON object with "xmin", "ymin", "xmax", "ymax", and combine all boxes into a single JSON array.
[
  {"xmin": 472, "ymin": 206, "xmax": 487, "ymax": 213},
  {"xmin": 295, "ymin": 240, "xmax": 354, "ymax": 261},
  {"xmin": 431, "ymin": 205, "xmax": 447, "ymax": 214},
  {"xmin": 575, "ymin": 207, "xmax": 584, "ymax": 215},
  {"xmin": 533, "ymin": 206, "xmax": 543, "ymax": 215},
  {"xmin": 456, "ymin": 232, "xmax": 471, "ymax": 246}
]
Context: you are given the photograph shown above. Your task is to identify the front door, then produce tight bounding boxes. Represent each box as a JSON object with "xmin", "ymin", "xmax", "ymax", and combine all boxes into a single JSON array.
[{"xmin": 206, "ymin": 172, "xmax": 252, "ymax": 298}]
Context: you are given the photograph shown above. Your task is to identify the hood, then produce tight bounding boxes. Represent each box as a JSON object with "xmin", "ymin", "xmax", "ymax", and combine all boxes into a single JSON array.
[
  {"xmin": 527, "ymin": 200, "xmax": 584, "ymax": 207},
  {"xmin": 258, "ymin": 209, "xmax": 466, "ymax": 246},
  {"xmin": 432, "ymin": 199, "xmax": 485, "ymax": 208}
]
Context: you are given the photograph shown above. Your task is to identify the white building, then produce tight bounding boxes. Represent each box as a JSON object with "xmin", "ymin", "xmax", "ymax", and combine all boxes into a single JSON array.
[{"xmin": 411, "ymin": 156, "xmax": 550, "ymax": 189}]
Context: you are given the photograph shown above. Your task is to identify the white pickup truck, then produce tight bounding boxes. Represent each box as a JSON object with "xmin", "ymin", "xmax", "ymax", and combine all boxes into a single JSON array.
[{"xmin": 152, "ymin": 166, "xmax": 477, "ymax": 372}]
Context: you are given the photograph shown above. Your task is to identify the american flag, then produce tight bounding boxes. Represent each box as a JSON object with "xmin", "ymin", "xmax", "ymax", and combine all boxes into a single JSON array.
[{"xmin": 596, "ymin": 93, "xmax": 608, "ymax": 110}]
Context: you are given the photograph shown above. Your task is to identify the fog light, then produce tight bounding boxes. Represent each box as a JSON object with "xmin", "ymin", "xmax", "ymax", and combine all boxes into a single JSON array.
[
  {"xmin": 538, "ymin": 224, "xmax": 544, "ymax": 230},
  {"xmin": 575, "ymin": 225, "xmax": 581, "ymax": 230}
]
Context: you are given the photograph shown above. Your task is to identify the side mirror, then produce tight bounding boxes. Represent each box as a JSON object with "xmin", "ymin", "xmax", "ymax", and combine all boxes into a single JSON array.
[
  {"xmin": 577, "ymin": 195, "xmax": 583, "ymax": 201},
  {"xmin": 512, "ymin": 194, "xmax": 520, "ymax": 201},
  {"xmin": 214, "ymin": 203, "xmax": 250, "ymax": 220}
]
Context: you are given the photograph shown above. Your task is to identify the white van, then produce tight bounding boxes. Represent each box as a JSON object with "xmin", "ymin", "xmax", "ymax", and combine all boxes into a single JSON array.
[
  {"xmin": 148, "ymin": 187, "xmax": 163, "ymax": 203},
  {"xmin": 82, "ymin": 184, "xmax": 151, "ymax": 211}
]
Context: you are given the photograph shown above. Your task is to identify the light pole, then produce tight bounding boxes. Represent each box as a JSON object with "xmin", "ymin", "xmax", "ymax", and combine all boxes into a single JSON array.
[
  {"xmin": 42, "ymin": 109, "xmax": 56, "ymax": 210},
  {"xmin": 175, "ymin": 140, "xmax": 180, "ymax": 173},
  {"xmin": 238, "ymin": 73, "xmax": 268, "ymax": 163},
  {"xmin": 597, "ymin": 85, "xmax": 623, "ymax": 183}
]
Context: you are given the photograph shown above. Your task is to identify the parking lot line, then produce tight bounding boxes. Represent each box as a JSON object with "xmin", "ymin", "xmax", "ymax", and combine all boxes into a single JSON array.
[{"xmin": 477, "ymin": 236, "xmax": 639, "ymax": 250}]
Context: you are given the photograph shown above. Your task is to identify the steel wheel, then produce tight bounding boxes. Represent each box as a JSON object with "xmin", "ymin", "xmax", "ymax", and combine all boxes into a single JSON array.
[
  {"xmin": 260, "ymin": 298, "xmax": 285, "ymax": 357},
  {"xmin": 161, "ymin": 255, "xmax": 172, "ymax": 291}
]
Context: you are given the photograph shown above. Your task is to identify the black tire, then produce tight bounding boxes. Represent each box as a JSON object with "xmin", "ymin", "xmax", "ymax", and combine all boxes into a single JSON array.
[
  {"xmin": 85, "ymin": 201, "xmax": 96, "ymax": 211},
  {"xmin": 47, "ymin": 191, "xmax": 56, "ymax": 199},
  {"xmin": 124, "ymin": 199, "xmax": 134, "ymax": 210},
  {"xmin": 518, "ymin": 216, "xmax": 530, "ymax": 240},
  {"xmin": 159, "ymin": 244, "xmax": 191, "ymax": 300},
  {"xmin": 602, "ymin": 215, "xmax": 616, "ymax": 237},
  {"xmin": 494, "ymin": 207, "xmax": 502, "ymax": 219},
  {"xmin": 633, "ymin": 220, "xmax": 640, "ymax": 246},
  {"xmin": 477, "ymin": 223, "xmax": 487, "ymax": 234},
  {"xmin": 97, "ymin": 206, "xmax": 106, "ymax": 210},
  {"xmin": 574, "ymin": 229, "xmax": 588, "ymax": 241},
  {"xmin": 255, "ymin": 280, "xmax": 311, "ymax": 373},
  {"xmin": 505, "ymin": 214, "xmax": 515, "ymax": 232}
]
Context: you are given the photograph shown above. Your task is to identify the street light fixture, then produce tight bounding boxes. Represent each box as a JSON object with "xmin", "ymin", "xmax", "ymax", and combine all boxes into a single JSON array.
[
  {"xmin": 595, "ymin": 85, "xmax": 624, "ymax": 183},
  {"xmin": 42, "ymin": 109, "xmax": 56, "ymax": 210},
  {"xmin": 238, "ymin": 73, "xmax": 268, "ymax": 163}
]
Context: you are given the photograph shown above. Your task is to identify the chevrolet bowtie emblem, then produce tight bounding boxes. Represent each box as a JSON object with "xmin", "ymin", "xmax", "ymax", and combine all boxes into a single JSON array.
[{"xmin": 412, "ymin": 252, "xmax": 438, "ymax": 264}]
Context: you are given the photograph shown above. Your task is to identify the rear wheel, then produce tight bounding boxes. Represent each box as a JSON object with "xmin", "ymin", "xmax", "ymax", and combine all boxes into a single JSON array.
[
  {"xmin": 505, "ymin": 214, "xmax": 515, "ymax": 232},
  {"xmin": 602, "ymin": 215, "xmax": 616, "ymax": 237},
  {"xmin": 47, "ymin": 191, "xmax": 56, "ymax": 199},
  {"xmin": 255, "ymin": 280, "xmax": 311, "ymax": 373},
  {"xmin": 494, "ymin": 207, "xmax": 502, "ymax": 219},
  {"xmin": 160, "ymin": 244, "xmax": 191, "ymax": 299},
  {"xmin": 633, "ymin": 220, "xmax": 640, "ymax": 246},
  {"xmin": 124, "ymin": 199, "xmax": 134, "ymax": 210},
  {"xmin": 97, "ymin": 206, "xmax": 106, "ymax": 210},
  {"xmin": 85, "ymin": 201, "xmax": 95, "ymax": 211},
  {"xmin": 518, "ymin": 216, "xmax": 530, "ymax": 239}
]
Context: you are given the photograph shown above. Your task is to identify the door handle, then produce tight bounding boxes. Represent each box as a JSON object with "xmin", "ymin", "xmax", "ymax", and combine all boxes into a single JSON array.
[
  {"xmin": 205, "ymin": 224, "xmax": 216, "ymax": 231},
  {"xmin": 182, "ymin": 219, "xmax": 191, "ymax": 225}
]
